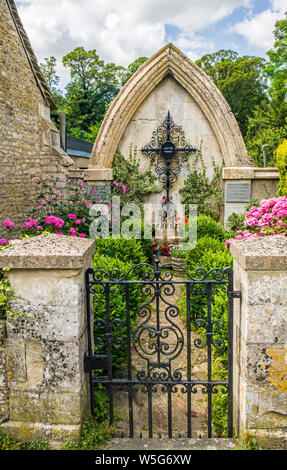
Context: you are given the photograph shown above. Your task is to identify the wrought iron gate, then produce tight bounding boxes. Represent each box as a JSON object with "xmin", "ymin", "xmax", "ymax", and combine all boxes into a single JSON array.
[{"xmin": 84, "ymin": 257, "xmax": 239, "ymax": 439}]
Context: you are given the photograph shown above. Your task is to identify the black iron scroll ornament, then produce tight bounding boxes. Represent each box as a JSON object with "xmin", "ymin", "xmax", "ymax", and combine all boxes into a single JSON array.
[
  {"xmin": 85, "ymin": 259, "xmax": 235, "ymax": 439},
  {"xmin": 141, "ymin": 111, "xmax": 197, "ymax": 216}
]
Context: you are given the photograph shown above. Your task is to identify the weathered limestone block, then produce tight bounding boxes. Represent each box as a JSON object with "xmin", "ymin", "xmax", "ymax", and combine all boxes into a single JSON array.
[
  {"xmin": 0, "ymin": 0, "xmax": 75, "ymax": 233},
  {"xmin": 0, "ymin": 319, "xmax": 9, "ymax": 420},
  {"xmin": 222, "ymin": 167, "xmax": 279, "ymax": 225},
  {"xmin": 0, "ymin": 234, "xmax": 95, "ymax": 444},
  {"xmin": 230, "ymin": 236, "xmax": 287, "ymax": 449}
]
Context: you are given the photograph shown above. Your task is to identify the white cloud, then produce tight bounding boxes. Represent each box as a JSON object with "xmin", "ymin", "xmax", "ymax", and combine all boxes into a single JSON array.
[
  {"xmin": 168, "ymin": 32, "xmax": 215, "ymax": 62},
  {"xmin": 15, "ymin": 0, "xmax": 252, "ymax": 87},
  {"xmin": 230, "ymin": 0, "xmax": 286, "ymax": 50}
]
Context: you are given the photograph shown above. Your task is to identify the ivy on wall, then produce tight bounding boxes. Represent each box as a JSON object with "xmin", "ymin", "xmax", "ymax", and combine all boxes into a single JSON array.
[
  {"xmin": 111, "ymin": 145, "xmax": 160, "ymax": 207},
  {"xmin": 179, "ymin": 148, "xmax": 224, "ymax": 221}
]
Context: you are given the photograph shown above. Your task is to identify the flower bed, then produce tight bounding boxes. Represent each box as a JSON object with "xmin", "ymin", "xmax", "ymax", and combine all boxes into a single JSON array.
[
  {"xmin": 0, "ymin": 177, "xmax": 128, "ymax": 245},
  {"xmin": 225, "ymin": 196, "xmax": 287, "ymax": 248}
]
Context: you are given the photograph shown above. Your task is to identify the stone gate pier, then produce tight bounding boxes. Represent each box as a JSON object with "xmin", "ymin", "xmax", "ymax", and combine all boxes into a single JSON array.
[
  {"xmin": 0, "ymin": 234, "xmax": 94, "ymax": 445},
  {"xmin": 230, "ymin": 235, "xmax": 287, "ymax": 449}
]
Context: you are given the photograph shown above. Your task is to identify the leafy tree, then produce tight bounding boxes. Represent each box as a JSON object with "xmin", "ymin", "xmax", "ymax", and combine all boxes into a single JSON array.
[
  {"xmin": 245, "ymin": 12, "xmax": 287, "ymax": 166},
  {"xmin": 62, "ymin": 47, "xmax": 124, "ymax": 140},
  {"xmin": 39, "ymin": 56, "xmax": 66, "ymax": 110},
  {"xmin": 196, "ymin": 49, "xmax": 267, "ymax": 137},
  {"xmin": 40, "ymin": 56, "xmax": 60, "ymax": 90},
  {"xmin": 266, "ymin": 11, "xmax": 287, "ymax": 120},
  {"xmin": 40, "ymin": 50, "xmax": 150, "ymax": 142},
  {"xmin": 120, "ymin": 56, "xmax": 148, "ymax": 86}
]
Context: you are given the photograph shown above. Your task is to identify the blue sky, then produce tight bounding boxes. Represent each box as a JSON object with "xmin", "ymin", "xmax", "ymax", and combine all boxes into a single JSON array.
[{"xmin": 15, "ymin": 0, "xmax": 286, "ymax": 89}]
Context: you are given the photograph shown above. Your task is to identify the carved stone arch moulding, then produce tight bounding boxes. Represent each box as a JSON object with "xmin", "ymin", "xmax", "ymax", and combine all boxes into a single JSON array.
[{"xmin": 88, "ymin": 43, "xmax": 249, "ymax": 170}]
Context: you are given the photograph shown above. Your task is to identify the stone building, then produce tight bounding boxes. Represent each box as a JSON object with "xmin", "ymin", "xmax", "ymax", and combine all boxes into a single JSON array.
[{"xmin": 0, "ymin": 0, "xmax": 75, "ymax": 232}]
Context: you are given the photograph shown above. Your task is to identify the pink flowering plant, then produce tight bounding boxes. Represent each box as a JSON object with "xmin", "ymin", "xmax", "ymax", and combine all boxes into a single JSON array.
[
  {"xmin": 0, "ymin": 219, "xmax": 15, "ymax": 247},
  {"xmin": 225, "ymin": 196, "xmax": 287, "ymax": 248},
  {"xmin": 1, "ymin": 176, "xmax": 128, "ymax": 243},
  {"xmin": 25, "ymin": 177, "xmax": 107, "ymax": 238}
]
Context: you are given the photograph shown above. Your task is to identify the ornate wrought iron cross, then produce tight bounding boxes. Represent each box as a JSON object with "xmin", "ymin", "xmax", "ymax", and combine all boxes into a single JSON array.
[{"xmin": 141, "ymin": 111, "xmax": 197, "ymax": 216}]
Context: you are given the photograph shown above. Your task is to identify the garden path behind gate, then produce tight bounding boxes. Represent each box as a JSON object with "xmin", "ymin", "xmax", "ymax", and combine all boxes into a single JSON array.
[{"xmin": 112, "ymin": 269, "xmax": 210, "ymax": 439}]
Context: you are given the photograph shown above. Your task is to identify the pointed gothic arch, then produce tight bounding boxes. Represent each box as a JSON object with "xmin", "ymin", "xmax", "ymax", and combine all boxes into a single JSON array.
[{"xmin": 89, "ymin": 43, "xmax": 249, "ymax": 169}]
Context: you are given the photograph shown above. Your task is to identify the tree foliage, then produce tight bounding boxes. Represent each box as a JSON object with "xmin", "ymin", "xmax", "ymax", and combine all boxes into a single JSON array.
[
  {"xmin": 62, "ymin": 47, "xmax": 124, "ymax": 140},
  {"xmin": 40, "ymin": 49, "xmax": 149, "ymax": 142},
  {"xmin": 195, "ymin": 49, "xmax": 267, "ymax": 137},
  {"xmin": 39, "ymin": 12, "xmax": 287, "ymax": 168},
  {"xmin": 245, "ymin": 12, "xmax": 287, "ymax": 166},
  {"xmin": 119, "ymin": 56, "xmax": 148, "ymax": 86},
  {"xmin": 275, "ymin": 139, "xmax": 287, "ymax": 196}
]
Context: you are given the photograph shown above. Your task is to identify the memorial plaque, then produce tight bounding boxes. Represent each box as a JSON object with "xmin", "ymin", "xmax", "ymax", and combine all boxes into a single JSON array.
[
  {"xmin": 225, "ymin": 182, "xmax": 251, "ymax": 203},
  {"xmin": 161, "ymin": 141, "xmax": 175, "ymax": 158}
]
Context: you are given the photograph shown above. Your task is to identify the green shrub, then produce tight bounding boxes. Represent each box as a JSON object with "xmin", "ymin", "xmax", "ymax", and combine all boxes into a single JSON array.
[
  {"xmin": 196, "ymin": 214, "xmax": 226, "ymax": 241},
  {"xmin": 0, "ymin": 268, "xmax": 13, "ymax": 319},
  {"xmin": 177, "ymin": 241, "xmax": 233, "ymax": 436},
  {"xmin": 226, "ymin": 212, "xmax": 245, "ymax": 233},
  {"xmin": 192, "ymin": 249, "xmax": 233, "ymax": 272},
  {"xmin": 179, "ymin": 149, "xmax": 223, "ymax": 221},
  {"xmin": 92, "ymin": 237, "xmax": 150, "ymax": 370},
  {"xmin": 170, "ymin": 249, "xmax": 188, "ymax": 259},
  {"xmin": 185, "ymin": 236, "xmax": 226, "ymax": 267},
  {"xmin": 179, "ymin": 245, "xmax": 233, "ymax": 359},
  {"xmin": 276, "ymin": 139, "xmax": 287, "ymax": 196},
  {"xmin": 92, "ymin": 254, "xmax": 138, "ymax": 369},
  {"xmin": 95, "ymin": 236, "xmax": 148, "ymax": 266},
  {"xmin": 211, "ymin": 357, "xmax": 229, "ymax": 437}
]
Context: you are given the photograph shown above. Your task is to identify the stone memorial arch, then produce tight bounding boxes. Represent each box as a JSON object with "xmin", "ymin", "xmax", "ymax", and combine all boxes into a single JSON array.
[
  {"xmin": 87, "ymin": 44, "xmax": 255, "ymax": 225},
  {"xmin": 89, "ymin": 43, "xmax": 249, "ymax": 170},
  {"xmin": 86, "ymin": 43, "xmax": 279, "ymax": 226}
]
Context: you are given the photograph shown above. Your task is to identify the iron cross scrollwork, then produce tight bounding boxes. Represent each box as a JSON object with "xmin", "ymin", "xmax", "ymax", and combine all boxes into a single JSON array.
[{"xmin": 141, "ymin": 111, "xmax": 197, "ymax": 216}]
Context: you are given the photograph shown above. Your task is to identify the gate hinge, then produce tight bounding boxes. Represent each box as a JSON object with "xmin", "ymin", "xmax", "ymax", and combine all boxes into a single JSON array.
[
  {"xmin": 84, "ymin": 354, "xmax": 108, "ymax": 372},
  {"xmin": 228, "ymin": 290, "xmax": 241, "ymax": 299}
]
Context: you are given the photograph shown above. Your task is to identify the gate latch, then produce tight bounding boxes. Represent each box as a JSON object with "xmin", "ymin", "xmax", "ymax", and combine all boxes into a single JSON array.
[
  {"xmin": 228, "ymin": 290, "xmax": 241, "ymax": 299},
  {"xmin": 84, "ymin": 354, "xmax": 108, "ymax": 372}
]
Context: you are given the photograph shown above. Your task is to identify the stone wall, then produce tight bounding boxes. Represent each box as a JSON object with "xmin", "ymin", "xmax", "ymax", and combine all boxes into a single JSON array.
[
  {"xmin": 0, "ymin": 234, "xmax": 95, "ymax": 446},
  {"xmin": 0, "ymin": 318, "xmax": 9, "ymax": 421},
  {"xmin": 0, "ymin": 0, "xmax": 75, "ymax": 233},
  {"xmin": 230, "ymin": 236, "xmax": 287, "ymax": 449},
  {"xmin": 223, "ymin": 167, "xmax": 279, "ymax": 225}
]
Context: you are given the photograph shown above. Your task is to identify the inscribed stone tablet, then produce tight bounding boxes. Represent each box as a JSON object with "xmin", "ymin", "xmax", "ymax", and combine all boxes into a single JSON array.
[{"xmin": 225, "ymin": 182, "xmax": 251, "ymax": 203}]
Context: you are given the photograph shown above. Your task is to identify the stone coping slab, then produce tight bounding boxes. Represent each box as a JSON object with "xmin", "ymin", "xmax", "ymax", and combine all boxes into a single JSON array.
[
  {"xmin": 105, "ymin": 437, "xmax": 239, "ymax": 451},
  {"xmin": 68, "ymin": 168, "xmax": 114, "ymax": 181},
  {"xmin": 222, "ymin": 167, "xmax": 279, "ymax": 180},
  {"xmin": 229, "ymin": 235, "xmax": 287, "ymax": 270},
  {"xmin": 0, "ymin": 234, "xmax": 95, "ymax": 270}
]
